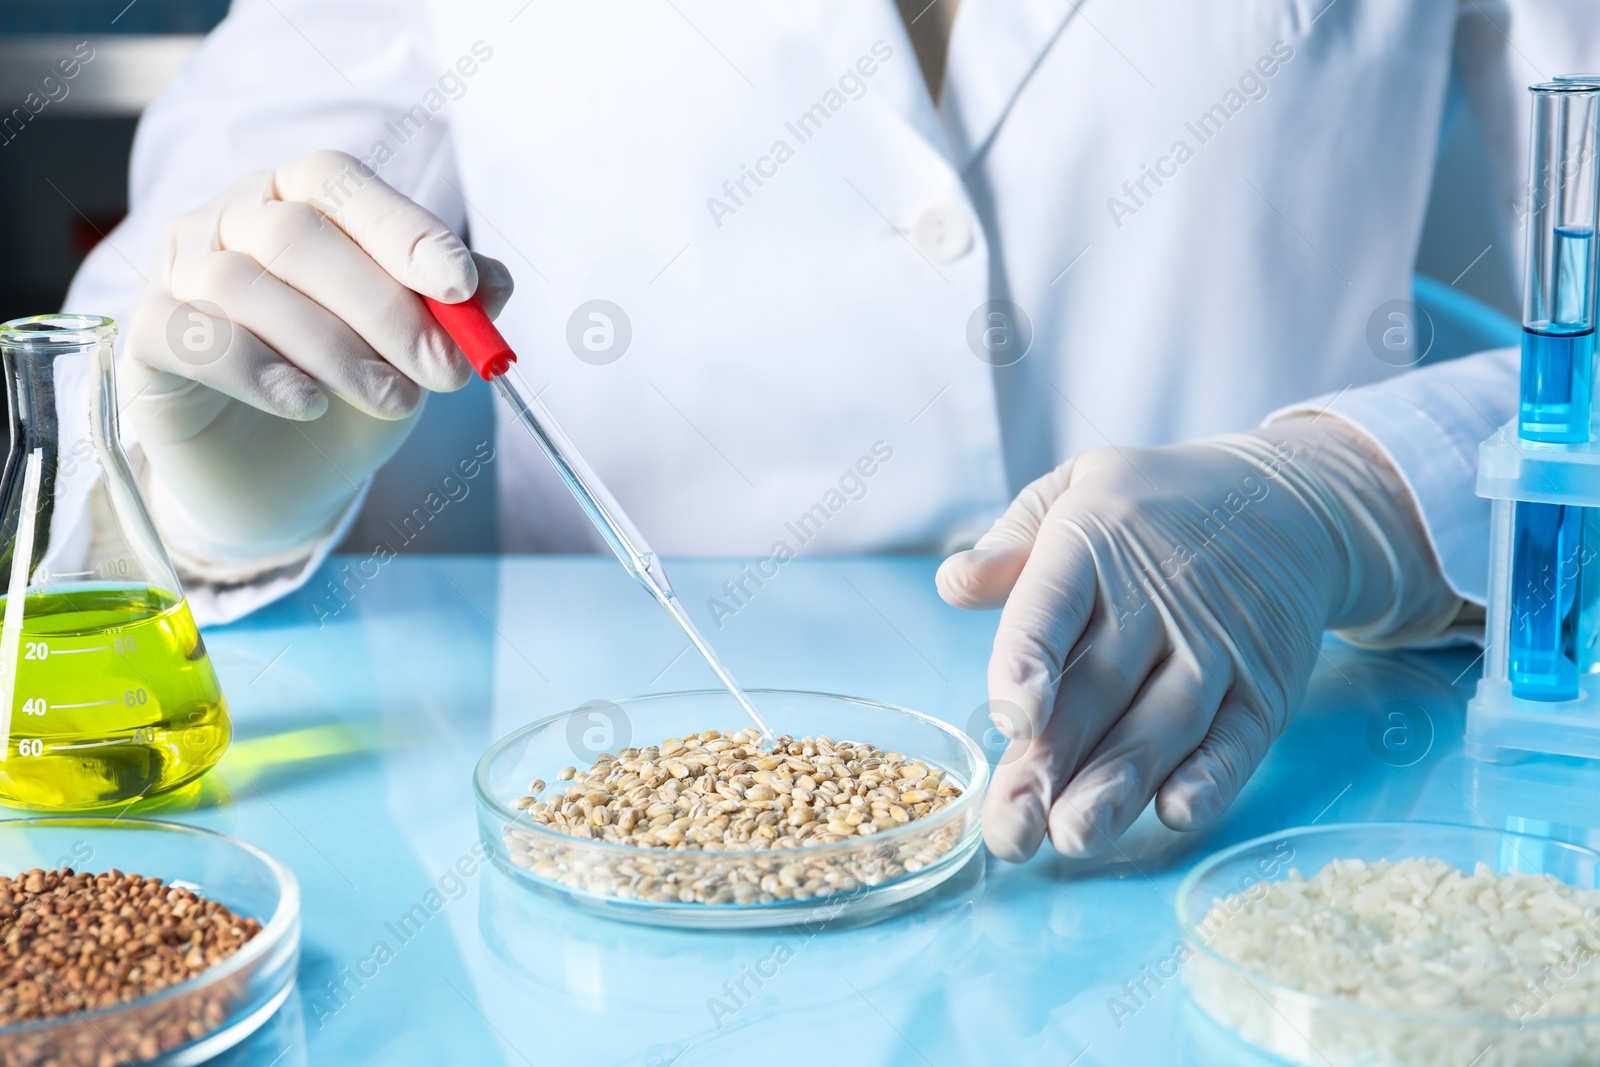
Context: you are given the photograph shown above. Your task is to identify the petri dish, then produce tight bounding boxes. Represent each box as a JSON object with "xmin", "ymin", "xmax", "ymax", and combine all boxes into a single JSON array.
[
  {"xmin": 0, "ymin": 817, "xmax": 300, "ymax": 1066},
  {"xmin": 1175, "ymin": 822, "xmax": 1600, "ymax": 1067},
  {"xmin": 474, "ymin": 689, "xmax": 987, "ymax": 929},
  {"xmin": 476, "ymin": 849, "xmax": 985, "ymax": 1021}
]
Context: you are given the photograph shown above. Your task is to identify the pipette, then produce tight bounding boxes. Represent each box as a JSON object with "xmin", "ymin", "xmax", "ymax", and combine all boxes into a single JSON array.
[{"xmin": 423, "ymin": 295, "xmax": 776, "ymax": 741}]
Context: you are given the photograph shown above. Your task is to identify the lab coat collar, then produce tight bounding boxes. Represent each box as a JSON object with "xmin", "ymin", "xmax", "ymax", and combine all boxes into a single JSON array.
[
  {"xmin": 776, "ymin": 0, "xmax": 955, "ymax": 161},
  {"xmin": 942, "ymin": 0, "xmax": 1084, "ymax": 168},
  {"xmin": 774, "ymin": 0, "xmax": 1084, "ymax": 171}
]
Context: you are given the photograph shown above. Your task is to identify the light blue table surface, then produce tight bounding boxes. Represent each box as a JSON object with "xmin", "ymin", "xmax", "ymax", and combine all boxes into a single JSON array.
[{"xmin": 73, "ymin": 555, "xmax": 1600, "ymax": 1067}]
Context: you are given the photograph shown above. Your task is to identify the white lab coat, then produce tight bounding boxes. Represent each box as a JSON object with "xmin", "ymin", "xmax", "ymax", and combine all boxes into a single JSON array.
[{"xmin": 64, "ymin": 0, "xmax": 1600, "ymax": 623}]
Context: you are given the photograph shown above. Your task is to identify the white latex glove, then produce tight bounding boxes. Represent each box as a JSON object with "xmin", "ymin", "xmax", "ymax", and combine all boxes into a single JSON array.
[
  {"xmin": 937, "ymin": 416, "xmax": 1462, "ymax": 861},
  {"xmin": 123, "ymin": 150, "xmax": 513, "ymax": 578}
]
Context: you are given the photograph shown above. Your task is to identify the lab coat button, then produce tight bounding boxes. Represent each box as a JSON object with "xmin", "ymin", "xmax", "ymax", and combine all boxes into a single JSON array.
[{"xmin": 911, "ymin": 203, "xmax": 973, "ymax": 262}]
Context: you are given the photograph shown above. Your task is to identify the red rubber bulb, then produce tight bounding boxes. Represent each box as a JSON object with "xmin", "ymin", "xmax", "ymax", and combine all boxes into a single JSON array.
[{"xmin": 423, "ymin": 293, "xmax": 517, "ymax": 380}]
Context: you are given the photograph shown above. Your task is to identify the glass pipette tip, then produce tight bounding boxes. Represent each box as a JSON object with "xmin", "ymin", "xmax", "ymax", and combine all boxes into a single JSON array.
[
  {"xmin": 426, "ymin": 295, "xmax": 776, "ymax": 743},
  {"xmin": 657, "ymin": 594, "xmax": 775, "ymax": 739}
]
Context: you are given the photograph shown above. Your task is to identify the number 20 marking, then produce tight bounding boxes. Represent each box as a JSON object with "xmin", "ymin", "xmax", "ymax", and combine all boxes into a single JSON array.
[{"xmin": 23, "ymin": 642, "xmax": 47, "ymax": 660}]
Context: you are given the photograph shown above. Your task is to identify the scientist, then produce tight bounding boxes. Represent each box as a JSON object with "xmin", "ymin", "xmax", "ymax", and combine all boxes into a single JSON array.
[{"xmin": 67, "ymin": 1, "xmax": 1597, "ymax": 861}]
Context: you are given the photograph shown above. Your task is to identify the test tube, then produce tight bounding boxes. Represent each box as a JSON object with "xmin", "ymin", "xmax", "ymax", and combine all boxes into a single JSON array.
[
  {"xmin": 1510, "ymin": 501, "xmax": 1585, "ymax": 698},
  {"xmin": 1518, "ymin": 83, "xmax": 1599, "ymax": 442},
  {"xmin": 1555, "ymin": 77, "xmax": 1600, "ymax": 677},
  {"xmin": 1511, "ymin": 83, "xmax": 1600, "ymax": 701}
]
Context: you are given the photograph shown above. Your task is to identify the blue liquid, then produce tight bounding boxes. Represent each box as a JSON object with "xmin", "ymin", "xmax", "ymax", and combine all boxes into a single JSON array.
[
  {"xmin": 1510, "ymin": 500, "xmax": 1585, "ymax": 701},
  {"xmin": 1519, "ymin": 325, "xmax": 1597, "ymax": 443}
]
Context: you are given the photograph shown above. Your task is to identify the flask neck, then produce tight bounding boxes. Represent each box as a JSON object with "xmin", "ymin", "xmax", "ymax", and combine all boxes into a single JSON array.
[
  {"xmin": 0, "ymin": 314, "xmax": 185, "ymax": 601},
  {"xmin": 0, "ymin": 317, "xmax": 119, "ymax": 458}
]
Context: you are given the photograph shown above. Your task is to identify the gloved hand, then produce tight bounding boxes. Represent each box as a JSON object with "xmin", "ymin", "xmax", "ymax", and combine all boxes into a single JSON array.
[
  {"xmin": 123, "ymin": 150, "xmax": 513, "ymax": 578},
  {"xmin": 937, "ymin": 416, "xmax": 1462, "ymax": 861}
]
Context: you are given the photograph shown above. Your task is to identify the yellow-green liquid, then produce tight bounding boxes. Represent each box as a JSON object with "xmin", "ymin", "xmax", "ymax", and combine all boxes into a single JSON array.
[{"xmin": 0, "ymin": 586, "xmax": 230, "ymax": 810}]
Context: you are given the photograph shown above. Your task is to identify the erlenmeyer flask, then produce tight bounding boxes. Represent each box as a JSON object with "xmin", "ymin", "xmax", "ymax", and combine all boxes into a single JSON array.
[{"xmin": 0, "ymin": 314, "xmax": 230, "ymax": 809}]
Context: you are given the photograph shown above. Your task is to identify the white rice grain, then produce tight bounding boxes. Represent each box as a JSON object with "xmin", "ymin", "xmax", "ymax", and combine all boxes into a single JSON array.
[{"xmin": 1192, "ymin": 857, "xmax": 1600, "ymax": 1066}]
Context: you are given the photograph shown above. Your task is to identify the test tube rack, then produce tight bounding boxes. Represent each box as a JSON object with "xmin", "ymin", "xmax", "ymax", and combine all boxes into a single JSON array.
[
  {"xmin": 1465, "ymin": 78, "xmax": 1600, "ymax": 763},
  {"xmin": 1467, "ymin": 433, "xmax": 1600, "ymax": 761}
]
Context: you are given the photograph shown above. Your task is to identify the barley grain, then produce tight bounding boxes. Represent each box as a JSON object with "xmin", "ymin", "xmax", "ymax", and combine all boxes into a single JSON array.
[{"xmin": 503, "ymin": 730, "xmax": 969, "ymax": 906}]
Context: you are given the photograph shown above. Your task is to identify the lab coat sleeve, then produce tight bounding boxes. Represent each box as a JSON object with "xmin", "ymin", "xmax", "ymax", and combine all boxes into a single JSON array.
[
  {"xmin": 1266, "ymin": 347, "xmax": 1516, "ymax": 607},
  {"xmin": 1270, "ymin": 2, "xmax": 1598, "ymax": 610},
  {"xmin": 61, "ymin": 0, "xmax": 464, "ymax": 626}
]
